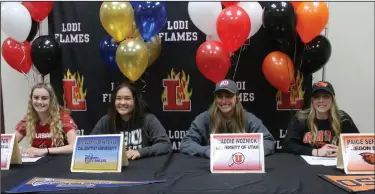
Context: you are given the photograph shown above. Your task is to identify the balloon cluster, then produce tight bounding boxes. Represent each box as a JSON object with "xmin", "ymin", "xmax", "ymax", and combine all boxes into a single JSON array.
[
  {"xmin": 262, "ymin": 1, "xmax": 330, "ymax": 93},
  {"xmin": 189, "ymin": 2, "xmax": 263, "ymax": 83},
  {"xmin": 189, "ymin": 1, "xmax": 331, "ymax": 93},
  {"xmin": 1, "ymin": 2, "xmax": 59, "ymax": 76},
  {"xmin": 99, "ymin": 2, "xmax": 167, "ymax": 82}
]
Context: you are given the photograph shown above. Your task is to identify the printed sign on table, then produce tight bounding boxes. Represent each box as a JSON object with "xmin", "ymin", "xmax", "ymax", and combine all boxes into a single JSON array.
[
  {"xmin": 210, "ymin": 133, "xmax": 265, "ymax": 173},
  {"xmin": 1, "ymin": 134, "xmax": 21, "ymax": 170},
  {"xmin": 6, "ymin": 177, "xmax": 166, "ymax": 193},
  {"xmin": 338, "ymin": 133, "xmax": 375, "ymax": 174},
  {"xmin": 70, "ymin": 134, "xmax": 127, "ymax": 173},
  {"xmin": 319, "ymin": 174, "xmax": 375, "ymax": 193}
]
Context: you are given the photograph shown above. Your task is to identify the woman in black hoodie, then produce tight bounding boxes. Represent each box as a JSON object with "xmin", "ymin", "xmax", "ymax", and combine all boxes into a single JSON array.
[{"xmin": 283, "ymin": 81, "xmax": 359, "ymax": 157}]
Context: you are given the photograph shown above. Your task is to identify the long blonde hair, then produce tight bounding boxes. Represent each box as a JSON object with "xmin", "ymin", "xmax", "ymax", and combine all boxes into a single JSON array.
[
  {"xmin": 296, "ymin": 95, "xmax": 344, "ymax": 145},
  {"xmin": 209, "ymin": 95, "xmax": 247, "ymax": 134},
  {"xmin": 26, "ymin": 82, "xmax": 67, "ymax": 147}
]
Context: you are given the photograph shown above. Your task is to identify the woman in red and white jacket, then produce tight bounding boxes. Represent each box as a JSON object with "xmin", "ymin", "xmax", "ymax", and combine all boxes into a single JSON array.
[{"xmin": 15, "ymin": 82, "xmax": 78, "ymax": 157}]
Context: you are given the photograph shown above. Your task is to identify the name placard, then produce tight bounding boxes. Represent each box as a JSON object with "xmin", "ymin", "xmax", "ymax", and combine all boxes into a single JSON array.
[
  {"xmin": 70, "ymin": 134, "xmax": 127, "ymax": 173},
  {"xmin": 1, "ymin": 134, "xmax": 22, "ymax": 170},
  {"xmin": 338, "ymin": 133, "xmax": 375, "ymax": 174},
  {"xmin": 210, "ymin": 133, "xmax": 265, "ymax": 173}
]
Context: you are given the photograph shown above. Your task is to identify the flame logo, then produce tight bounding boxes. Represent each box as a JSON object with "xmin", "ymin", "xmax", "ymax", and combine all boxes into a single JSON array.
[
  {"xmin": 276, "ymin": 71, "xmax": 305, "ymax": 110},
  {"xmin": 161, "ymin": 68, "xmax": 192, "ymax": 104},
  {"xmin": 63, "ymin": 69, "xmax": 87, "ymax": 103}
]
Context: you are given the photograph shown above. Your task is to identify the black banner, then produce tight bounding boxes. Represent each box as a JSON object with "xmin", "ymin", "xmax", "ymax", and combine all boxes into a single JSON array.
[{"xmin": 49, "ymin": 2, "xmax": 312, "ymax": 151}]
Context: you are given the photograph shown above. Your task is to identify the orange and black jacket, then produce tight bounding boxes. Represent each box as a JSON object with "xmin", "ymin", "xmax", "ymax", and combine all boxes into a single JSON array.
[{"xmin": 282, "ymin": 110, "xmax": 359, "ymax": 156}]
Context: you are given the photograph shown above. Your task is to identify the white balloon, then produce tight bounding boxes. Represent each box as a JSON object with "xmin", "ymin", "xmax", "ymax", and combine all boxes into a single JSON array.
[
  {"xmin": 206, "ymin": 32, "xmax": 220, "ymax": 42},
  {"xmin": 188, "ymin": 2, "xmax": 222, "ymax": 36},
  {"xmin": 238, "ymin": 2, "xmax": 263, "ymax": 39},
  {"xmin": 1, "ymin": 2, "xmax": 32, "ymax": 42}
]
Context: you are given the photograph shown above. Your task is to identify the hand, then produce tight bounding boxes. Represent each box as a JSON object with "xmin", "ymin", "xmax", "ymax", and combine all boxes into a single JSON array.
[
  {"xmin": 19, "ymin": 147, "xmax": 27, "ymax": 156},
  {"xmin": 318, "ymin": 144, "xmax": 338, "ymax": 157},
  {"xmin": 126, "ymin": 149, "xmax": 140, "ymax": 160},
  {"xmin": 25, "ymin": 147, "xmax": 48, "ymax": 157}
]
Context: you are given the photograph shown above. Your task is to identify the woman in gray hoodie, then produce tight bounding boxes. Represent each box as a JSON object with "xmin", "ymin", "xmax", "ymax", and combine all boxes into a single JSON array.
[
  {"xmin": 91, "ymin": 82, "xmax": 172, "ymax": 160},
  {"xmin": 180, "ymin": 79, "xmax": 276, "ymax": 158}
]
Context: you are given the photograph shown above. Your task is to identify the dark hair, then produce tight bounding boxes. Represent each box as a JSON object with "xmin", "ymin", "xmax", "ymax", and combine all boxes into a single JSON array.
[{"xmin": 107, "ymin": 82, "xmax": 150, "ymax": 134}]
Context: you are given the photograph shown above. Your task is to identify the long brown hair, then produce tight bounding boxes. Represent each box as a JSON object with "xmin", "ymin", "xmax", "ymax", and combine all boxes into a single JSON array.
[
  {"xmin": 296, "ymin": 95, "xmax": 344, "ymax": 145},
  {"xmin": 209, "ymin": 95, "xmax": 247, "ymax": 134},
  {"xmin": 26, "ymin": 82, "xmax": 69, "ymax": 147}
]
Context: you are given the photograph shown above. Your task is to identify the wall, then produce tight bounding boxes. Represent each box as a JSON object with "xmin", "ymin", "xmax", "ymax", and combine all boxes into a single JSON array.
[
  {"xmin": 321, "ymin": 2, "xmax": 374, "ymax": 133},
  {"xmin": 1, "ymin": 19, "xmax": 49, "ymax": 146},
  {"xmin": 1, "ymin": 2, "xmax": 374, "ymax": 135}
]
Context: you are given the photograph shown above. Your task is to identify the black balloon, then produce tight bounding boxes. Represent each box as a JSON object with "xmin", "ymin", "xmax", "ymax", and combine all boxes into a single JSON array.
[
  {"xmin": 300, "ymin": 35, "xmax": 332, "ymax": 75},
  {"xmin": 26, "ymin": 20, "xmax": 39, "ymax": 42},
  {"xmin": 31, "ymin": 35, "xmax": 61, "ymax": 76},
  {"xmin": 262, "ymin": 2, "xmax": 297, "ymax": 44}
]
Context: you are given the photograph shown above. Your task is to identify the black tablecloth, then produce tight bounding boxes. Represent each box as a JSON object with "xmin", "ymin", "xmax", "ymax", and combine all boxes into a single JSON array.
[{"xmin": 1, "ymin": 153, "xmax": 373, "ymax": 194}]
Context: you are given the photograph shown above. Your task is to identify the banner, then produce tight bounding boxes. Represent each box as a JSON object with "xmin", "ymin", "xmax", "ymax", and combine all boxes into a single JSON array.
[
  {"xmin": 49, "ymin": 2, "xmax": 312, "ymax": 152},
  {"xmin": 6, "ymin": 177, "xmax": 166, "ymax": 193},
  {"xmin": 319, "ymin": 175, "xmax": 375, "ymax": 193}
]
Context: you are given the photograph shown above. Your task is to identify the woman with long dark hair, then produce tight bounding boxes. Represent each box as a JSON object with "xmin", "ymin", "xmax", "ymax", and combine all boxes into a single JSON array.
[{"xmin": 91, "ymin": 82, "xmax": 172, "ymax": 160}]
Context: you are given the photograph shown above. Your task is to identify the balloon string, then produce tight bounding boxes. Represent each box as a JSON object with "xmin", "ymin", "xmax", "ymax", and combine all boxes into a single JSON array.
[
  {"xmin": 22, "ymin": 71, "xmax": 32, "ymax": 89},
  {"xmin": 140, "ymin": 78, "xmax": 146, "ymax": 93},
  {"xmin": 232, "ymin": 45, "xmax": 244, "ymax": 80},
  {"xmin": 20, "ymin": 44, "xmax": 27, "ymax": 68}
]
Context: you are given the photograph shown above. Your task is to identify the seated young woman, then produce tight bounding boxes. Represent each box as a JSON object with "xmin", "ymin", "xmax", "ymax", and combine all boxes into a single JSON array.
[
  {"xmin": 180, "ymin": 79, "xmax": 276, "ymax": 158},
  {"xmin": 282, "ymin": 81, "xmax": 359, "ymax": 157},
  {"xmin": 91, "ymin": 82, "xmax": 172, "ymax": 160},
  {"xmin": 15, "ymin": 82, "xmax": 78, "ymax": 157}
]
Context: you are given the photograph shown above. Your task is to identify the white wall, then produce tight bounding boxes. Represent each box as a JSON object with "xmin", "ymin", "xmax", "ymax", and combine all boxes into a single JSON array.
[
  {"xmin": 1, "ymin": 19, "xmax": 49, "ymax": 146},
  {"xmin": 1, "ymin": 3, "xmax": 374, "ymax": 134},
  {"xmin": 320, "ymin": 2, "xmax": 374, "ymax": 133}
]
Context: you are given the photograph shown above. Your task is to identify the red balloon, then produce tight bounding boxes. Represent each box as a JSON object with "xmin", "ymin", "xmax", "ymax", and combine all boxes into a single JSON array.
[
  {"xmin": 217, "ymin": 6, "xmax": 251, "ymax": 52},
  {"xmin": 222, "ymin": 1, "xmax": 239, "ymax": 7},
  {"xmin": 196, "ymin": 41, "xmax": 231, "ymax": 83},
  {"xmin": 262, "ymin": 51, "xmax": 295, "ymax": 93},
  {"xmin": 1, "ymin": 38, "xmax": 32, "ymax": 74},
  {"xmin": 22, "ymin": 2, "xmax": 54, "ymax": 22}
]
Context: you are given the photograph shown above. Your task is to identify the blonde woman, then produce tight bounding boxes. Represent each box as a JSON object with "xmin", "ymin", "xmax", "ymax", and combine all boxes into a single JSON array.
[
  {"xmin": 180, "ymin": 79, "xmax": 276, "ymax": 158},
  {"xmin": 15, "ymin": 82, "xmax": 78, "ymax": 157},
  {"xmin": 282, "ymin": 81, "xmax": 359, "ymax": 157}
]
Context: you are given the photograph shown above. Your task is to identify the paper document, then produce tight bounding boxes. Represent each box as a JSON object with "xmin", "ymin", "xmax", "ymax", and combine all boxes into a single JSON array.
[
  {"xmin": 22, "ymin": 156, "xmax": 42, "ymax": 163},
  {"xmin": 21, "ymin": 152, "xmax": 43, "ymax": 163},
  {"xmin": 301, "ymin": 155, "xmax": 337, "ymax": 166}
]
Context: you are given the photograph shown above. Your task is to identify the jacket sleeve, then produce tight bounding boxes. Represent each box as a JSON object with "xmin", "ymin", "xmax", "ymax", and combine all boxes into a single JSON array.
[
  {"xmin": 138, "ymin": 114, "xmax": 172, "ymax": 157},
  {"xmin": 340, "ymin": 111, "xmax": 360, "ymax": 133},
  {"xmin": 90, "ymin": 115, "xmax": 110, "ymax": 135},
  {"xmin": 247, "ymin": 113, "xmax": 276, "ymax": 156},
  {"xmin": 282, "ymin": 116, "xmax": 313, "ymax": 155},
  {"xmin": 180, "ymin": 112, "xmax": 210, "ymax": 158}
]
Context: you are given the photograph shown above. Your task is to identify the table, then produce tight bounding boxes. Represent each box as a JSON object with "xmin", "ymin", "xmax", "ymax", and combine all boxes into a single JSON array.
[{"xmin": 1, "ymin": 153, "xmax": 373, "ymax": 194}]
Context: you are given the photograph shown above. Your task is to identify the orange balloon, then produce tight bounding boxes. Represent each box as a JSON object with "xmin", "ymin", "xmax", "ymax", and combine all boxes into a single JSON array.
[
  {"xmin": 291, "ymin": 2, "xmax": 302, "ymax": 10},
  {"xmin": 296, "ymin": 2, "xmax": 329, "ymax": 43},
  {"xmin": 262, "ymin": 51, "xmax": 295, "ymax": 93}
]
